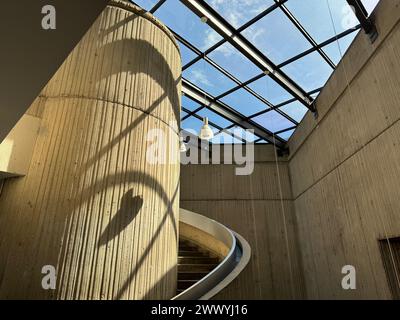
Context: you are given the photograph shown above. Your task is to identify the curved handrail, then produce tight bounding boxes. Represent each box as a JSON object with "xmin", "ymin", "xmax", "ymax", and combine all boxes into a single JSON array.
[{"xmin": 172, "ymin": 209, "xmax": 251, "ymax": 300}]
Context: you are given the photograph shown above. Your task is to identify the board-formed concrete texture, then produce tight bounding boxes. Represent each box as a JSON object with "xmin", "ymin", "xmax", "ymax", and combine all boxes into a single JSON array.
[
  {"xmin": 180, "ymin": 145, "xmax": 305, "ymax": 299},
  {"xmin": 288, "ymin": 0, "xmax": 400, "ymax": 299},
  {"xmin": 0, "ymin": 114, "xmax": 41, "ymax": 178},
  {"xmin": 0, "ymin": 1, "xmax": 181, "ymax": 299},
  {"xmin": 180, "ymin": 0, "xmax": 400, "ymax": 300}
]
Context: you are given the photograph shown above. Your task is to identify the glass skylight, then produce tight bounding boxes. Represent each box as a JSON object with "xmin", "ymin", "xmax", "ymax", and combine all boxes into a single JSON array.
[
  {"xmin": 133, "ymin": 0, "xmax": 158, "ymax": 11},
  {"xmin": 278, "ymin": 101, "xmax": 309, "ymax": 123},
  {"xmin": 242, "ymin": 7, "xmax": 312, "ymax": 64},
  {"xmin": 207, "ymin": 42, "xmax": 260, "ymax": 82},
  {"xmin": 285, "ymin": 0, "xmax": 358, "ymax": 44},
  {"xmin": 322, "ymin": 32, "xmax": 357, "ymax": 65},
  {"xmin": 361, "ymin": 0, "xmax": 380, "ymax": 15},
  {"xmin": 179, "ymin": 41, "xmax": 198, "ymax": 66},
  {"xmin": 221, "ymin": 88, "xmax": 269, "ymax": 117},
  {"xmin": 248, "ymin": 76, "xmax": 294, "ymax": 106},
  {"xmin": 204, "ymin": 0, "xmax": 274, "ymax": 28},
  {"xmin": 282, "ymin": 51, "xmax": 333, "ymax": 92},
  {"xmin": 278, "ymin": 129, "xmax": 296, "ymax": 141},
  {"xmin": 154, "ymin": 0, "xmax": 222, "ymax": 51},
  {"xmin": 132, "ymin": 0, "xmax": 372, "ymax": 145},
  {"xmin": 252, "ymin": 110, "xmax": 295, "ymax": 133},
  {"xmin": 181, "ymin": 96, "xmax": 201, "ymax": 112},
  {"xmin": 183, "ymin": 60, "xmax": 237, "ymax": 97},
  {"xmin": 196, "ymin": 108, "xmax": 233, "ymax": 129}
]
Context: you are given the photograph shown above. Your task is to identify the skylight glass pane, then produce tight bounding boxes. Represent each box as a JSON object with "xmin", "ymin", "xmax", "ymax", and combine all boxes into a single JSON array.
[
  {"xmin": 182, "ymin": 96, "xmax": 201, "ymax": 112},
  {"xmin": 178, "ymin": 41, "xmax": 198, "ymax": 66},
  {"xmin": 204, "ymin": 0, "xmax": 274, "ymax": 28},
  {"xmin": 181, "ymin": 116, "xmax": 204, "ymax": 134},
  {"xmin": 228, "ymin": 126, "xmax": 257, "ymax": 143},
  {"xmin": 133, "ymin": 0, "xmax": 158, "ymax": 11},
  {"xmin": 285, "ymin": 0, "xmax": 358, "ymax": 44},
  {"xmin": 242, "ymin": 8, "xmax": 312, "ymax": 64},
  {"xmin": 282, "ymin": 51, "xmax": 333, "ymax": 92},
  {"xmin": 220, "ymin": 88, "xmax": 268, "ymax": 116},
  {"xmin": 322, "ymin": 31, "xmax": 358, "ymax": 65},
  {"xmin": 196, "ymin": 108, "xmax": 233, "ymax": 128},
  {"xmin": 362, "ymin": 0, "xmax": 380, "ymax": 15},
  {"xmin": 212, "ymin": 132, "xmax": 243, "ymax": 144},
  {"xmin": 154, "ymin": 0, "xmax": 222, "ymax": 51},
  {"xmin": 248, "ymin": 76, "xmax": 294, "ymax": 105},
  {"xmin": 311, "ymin": 92, "xmax": 320, "ymax": 99},
  {"xmin": 183, "ymin": 60, "xmax": 236, "ymax": 97},
  {"xmin": 252, "ymin": 110, "xmax": 294, "ymax": 133},
  {"xmin": 278, "ymin": 129, "xmax": 295, "ymax": 141},
  {"xmin": 181, "ymin": 110, "xmax": 188, "ymax": 118},
  {"xmin": 278, "ymin": 101, "xmax": 308, "ymax": 123},
  {"xmin": 207, "ymin": 43, "xmax": 260, "ymax": 82}
]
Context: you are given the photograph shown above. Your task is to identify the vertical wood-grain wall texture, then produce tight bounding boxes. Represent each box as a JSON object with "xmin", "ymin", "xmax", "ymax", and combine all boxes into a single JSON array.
[
  {"xmin": 0, "ymin": 1, "xmax": 181, "ymax": 299},
  {"xmin": 180, "ymin": 146, "xmax": 305, "ymax": 299},
  {"xmin": 288, "ymin": 0, "xmax": 400, "ymax": 299}
]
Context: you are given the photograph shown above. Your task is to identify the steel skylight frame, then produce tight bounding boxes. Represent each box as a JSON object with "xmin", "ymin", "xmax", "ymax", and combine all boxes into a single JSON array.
[
  {"xmin": 180, "ymin": 0, "xmax": 315, "ymax": 111},
  {"xmin": 346, "ymin": 0, "xmax": 378, "ymax": 41},
  {"xmin": 136, "ymin": 0, "xmax": 366, "ymax": 148},
  {"xmin": 182, "ymin": 79, "xmax": 287, "ymax": 148}
]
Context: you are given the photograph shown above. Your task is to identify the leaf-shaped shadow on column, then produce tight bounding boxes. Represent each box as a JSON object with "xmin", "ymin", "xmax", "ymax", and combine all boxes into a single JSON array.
[{"xmin": 97, "ymin": 189, "xmax": 143, "ymax": 247}]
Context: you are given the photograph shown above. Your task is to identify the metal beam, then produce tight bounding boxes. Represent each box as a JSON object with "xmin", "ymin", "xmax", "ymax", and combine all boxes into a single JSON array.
[
  {"xmin": 248, "ymin": 87, "xmax": 323, "ymax": 120},
  {"xmin": 181, "ymin": 0, "xmax": 285, "ymax": 71},
  {"xmin": 346, "ymin": 0, "xmax": 378, "ymax": 42},
  {"xmin": 277, "ymin": 26, "xmax": 360, "ymax": 68},
  {"xmin": 171, "ymin": 31, "xmax": 298, "ymax": 125},
  {"xmin": 149, "ymin": 0, "xmax": 167, "ymax": 13},
  {"xmin": 182, "ymin": 106, "xmax": 248, "ymax": 143},
  {"xmin": 180, "ymin": 0, "xmax": 315, "ymax": 112},
  {"xmin": 182, "ymin": 105, "xmax": 205, "ymax": 121},
  {"xmin": 182, "ymin": 79, "xmax": 286, "ymax": 148},
  {"xmin": 274, "ymin": 0, "xmax": 336, "ymax": 69}
]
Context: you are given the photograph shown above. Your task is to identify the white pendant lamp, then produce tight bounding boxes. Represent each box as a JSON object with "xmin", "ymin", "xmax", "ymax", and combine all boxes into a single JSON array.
[
  {"xmin": 199, "ymin": 117, "xmax": 214, "ymax": 140},
  {"xmin": 179, "ymin": 136, "xmax": 187, "ymax": 152}
]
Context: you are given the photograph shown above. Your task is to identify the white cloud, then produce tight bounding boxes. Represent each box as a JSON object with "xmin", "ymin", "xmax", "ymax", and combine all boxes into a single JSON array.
[
  {"xmin": 190, "ymin": 69, "xmax": 213, "ymax": 87},
  {"xmin": 209, "ymin": 0, "xmax": 269, "ymax": 28},
  {"xmin": 201, "ymin": 0, "xmax": 268, "ymax": 54},
  {"xmin": 245, "ymin": 26, "xmax": 266, "ymax": 43},
  {"xmin": 202, "ymin": 29, "xmax": 221, "ymax": 51}
]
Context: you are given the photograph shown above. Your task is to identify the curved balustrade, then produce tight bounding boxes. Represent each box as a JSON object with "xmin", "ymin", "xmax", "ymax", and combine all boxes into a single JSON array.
[{"xmin": 173, "ymin": 209, "xmax": 251, "ymax": 300}]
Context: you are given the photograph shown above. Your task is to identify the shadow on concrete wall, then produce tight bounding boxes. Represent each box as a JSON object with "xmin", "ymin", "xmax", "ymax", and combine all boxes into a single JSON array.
[{"xmin": 97, "ymin": 189, "xmax": 143, "ymax": 247}]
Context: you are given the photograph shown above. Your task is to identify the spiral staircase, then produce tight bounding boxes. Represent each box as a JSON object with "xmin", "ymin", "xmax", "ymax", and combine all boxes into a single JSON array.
[{"xmin": 173, "ymin": 209, "xmax": 251, "ymax": 300}]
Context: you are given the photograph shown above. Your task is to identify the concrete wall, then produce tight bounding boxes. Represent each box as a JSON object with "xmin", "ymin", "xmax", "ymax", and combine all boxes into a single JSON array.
[
  {"xmin": 0, "ymin": 1, "xmax": 181, "ymax": 300},
  {"xmin": 288, "ymin": 0, "xmax": 400, "ymax": 299},
  {"xmin": 0, "ymin": 114, "xmax": 41, "ymax": 179},
  {"xmin": 180, "ymin": 145, "xmax": 305, "ymax": 299}
]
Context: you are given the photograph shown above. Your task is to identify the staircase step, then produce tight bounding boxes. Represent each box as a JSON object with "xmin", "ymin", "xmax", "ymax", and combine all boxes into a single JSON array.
[
  {"xmin": 177, "ymin": 280, "xmax": 198, "ymax": 290},
  {"xmin": 178, "ymin": 264, "xmax": 217, "ymax": 272},
  {"xmin": 178, "ymin": 245, "xmax": 198, "ymax": 252},
  {"xmin": 178, "ymin": 256, "xmax": 219, "ymax": 264},
  {"xmin": 177, "ymin": 271, "xmax": 209, "ymax": 281},
  {"xmin": 179, "ymin": 250, "xmax": 206, "ymax": 257},
  {"xmin": 177, "ymin": 238, "xmax": 222, "ymax": 296}
]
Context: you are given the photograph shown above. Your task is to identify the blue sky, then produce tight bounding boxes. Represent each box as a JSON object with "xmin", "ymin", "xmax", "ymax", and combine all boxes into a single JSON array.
[{"xmin": 133, "ymin": 0, "xmax": 380, "ymax": 142}]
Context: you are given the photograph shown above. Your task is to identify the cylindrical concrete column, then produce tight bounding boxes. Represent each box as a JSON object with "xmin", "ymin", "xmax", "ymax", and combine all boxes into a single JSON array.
[{"xmin": 0, "ymin": 0, "xmax": 181, "ymax": 299}]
